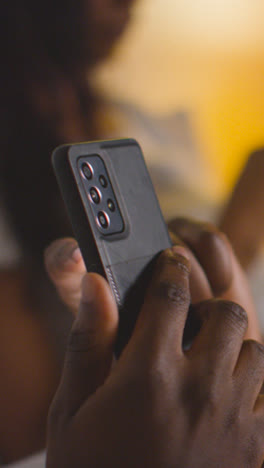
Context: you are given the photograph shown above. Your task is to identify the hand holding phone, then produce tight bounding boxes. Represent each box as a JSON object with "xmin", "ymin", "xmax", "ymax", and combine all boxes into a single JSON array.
[{"xmin": 47, "ymin": 245, "xmax": 264, "ymax": 468}]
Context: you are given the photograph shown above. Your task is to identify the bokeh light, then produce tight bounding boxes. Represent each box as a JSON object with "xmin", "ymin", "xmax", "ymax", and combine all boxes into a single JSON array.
[{"xmin": 92, "ymin": 0, "xmax": 264, "ymax": 197}]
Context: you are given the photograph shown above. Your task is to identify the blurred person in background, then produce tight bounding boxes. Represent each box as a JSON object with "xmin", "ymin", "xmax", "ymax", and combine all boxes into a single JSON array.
[{"xmin": 0, "ymin": 0, "xmax": 136, "ymax": 463}]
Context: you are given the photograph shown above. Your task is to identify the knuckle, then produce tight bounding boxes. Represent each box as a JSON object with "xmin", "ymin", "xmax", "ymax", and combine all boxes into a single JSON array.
[
  {"xmin": 197, "ymin": 226, "xmax": 228, "ymax": 257},
  {"xmin": 67, "ymin": 326, "xmax": 98, "ymax": 353},
  {"xmin": 181, "ymin": 371, "xmax": 219, "ymax": 419},
  {"xmin": 216, "ymin": 299, "xmax": 248, "ymax": 332},
  {"xmin": 243, "ymin": 339, "xmax": 264, "ymax": 361},
  {"xmin": 154, "ymin": 280, "xmax": 189, "ymax": 307},
  {"xmin": 167, "ymin": 216, "xmax": 187, "ymax": 234},
  {"xmin": 203, "ymin": 386, "xmax": 219, "ymax": 412},
  {"xmin": 146, "ymin": 362, "xmax": 166, "ymax": 388},
  {"xmin": 198, "ymin": 224, "xmax": 219, "ymax": 246},
  {"xmin": 199, "ymin": 229, "xmax": 228, "ymax": 260},
  {"xmin": 195, "ymin": 228, "xmax": 232, "ymax": 294},
  {"xmin": 198, "ymin": 381, "xmax": 218, "ymax": 410},
  {"xmin": 143, "ymin": 357, "xmax": 176, "ymax": 397}
]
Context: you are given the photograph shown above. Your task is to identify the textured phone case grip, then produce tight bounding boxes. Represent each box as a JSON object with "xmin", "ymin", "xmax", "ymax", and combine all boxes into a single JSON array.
[{"xmin": 106, "ymin": 255, "xmax": 159, "ymax": 356}]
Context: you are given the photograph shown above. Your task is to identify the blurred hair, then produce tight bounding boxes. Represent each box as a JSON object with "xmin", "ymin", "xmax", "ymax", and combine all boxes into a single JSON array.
[
  {"xmin": 0, "ymin": 0, "xmax": 99, "ymax": 269},
  {"xmin": 0, "ymin": 0, "xmax": 85, "ymax": 73}
]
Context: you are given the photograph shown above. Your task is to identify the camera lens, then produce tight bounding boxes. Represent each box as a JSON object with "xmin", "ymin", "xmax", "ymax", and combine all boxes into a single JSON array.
[
  {"xmin": 82, "ymin": 162, "xmax": 93, "ymax": 180},
  {"xmin": 97, "ymin": 211, "xmax": 109, "ymax": 229},
  {"xmin": 107, "ymin": 199, "xmax": 115, "ymax": 212},
  {"xmin": 89, "ymin": 187, "xmax": 101, "ymax": 204},
  {"xmin": 99, "ymin": 175, "xmax": 108, "ymax": 188}
]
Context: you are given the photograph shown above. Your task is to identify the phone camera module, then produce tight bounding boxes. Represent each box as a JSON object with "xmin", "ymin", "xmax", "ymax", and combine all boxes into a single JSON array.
[
  {"xmin": 89, "ymin": 187, "xmax": 101, "ymax": 204},
  {"xmin": 107, "ymin": 199, "xmax": 115, "ymax": 212},
  {"xmin": 97, "ymin": 211, "xmax": 110, "ymax": 229},
  {"xmin": 82, "ymin": 162, "xmax": 93, "ymax": 180},
  {"xmin": 99, "ymin": 175, "xmax": 108, "ymax": 188}
]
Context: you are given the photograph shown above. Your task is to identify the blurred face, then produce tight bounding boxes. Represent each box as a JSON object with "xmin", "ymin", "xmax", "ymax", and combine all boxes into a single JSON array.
[{"xmin": 82, "ymin": 0, "xmax": 135, "ymax": 65}]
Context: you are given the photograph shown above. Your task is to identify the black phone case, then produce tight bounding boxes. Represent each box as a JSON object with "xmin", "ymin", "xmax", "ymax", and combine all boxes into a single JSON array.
[{"xmin": 52, "ymin": 138, "xmax": 172, "ymax": 355}]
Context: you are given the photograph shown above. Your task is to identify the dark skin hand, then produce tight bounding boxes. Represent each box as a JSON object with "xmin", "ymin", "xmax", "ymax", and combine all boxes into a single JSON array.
[
  {"xmin": 46, "ymin": 245, "xmax": 264, "ymax": 468},
  {"xmin": 45, "ymin": 218, "xmax": 262, "ymax": 342},
  {"xmin": 168, "ymin": 217, "xmax": 262, "ymax": 342}
]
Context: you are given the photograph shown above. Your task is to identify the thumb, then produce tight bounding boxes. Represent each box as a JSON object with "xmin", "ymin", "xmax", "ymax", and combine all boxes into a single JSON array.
[
  {"xmin": 56, "ymin": 272, "xmax": 119, "ymax": 416},
  {"xmin": 44, "ymin": 237, "xmax": 86, "ymax": 315}
]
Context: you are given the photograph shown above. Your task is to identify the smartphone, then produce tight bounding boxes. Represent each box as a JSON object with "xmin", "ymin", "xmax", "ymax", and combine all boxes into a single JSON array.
[{"xmin": 52, "ymin": 138, "xmax": 172, "ymax": 355}]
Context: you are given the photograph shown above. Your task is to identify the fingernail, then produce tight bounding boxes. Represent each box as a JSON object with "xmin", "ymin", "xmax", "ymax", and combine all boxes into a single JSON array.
[
  {"xmin": 166, "ymin": 247, "xmax": 191, "ymax": 274},
  {"xmin": 70, "ymin": 246, "xmax": 82, "ymax": 263},
  {"xmin": 171, "ymin": 245, "xmax": 191, "ymax": 262},
  {"xmin": 157, "ymin": 246, "xmax": 191, "ymax": 275},
  {"xmin": 54, "ymin": 242, "xmax": 81, "ymax": 266}
]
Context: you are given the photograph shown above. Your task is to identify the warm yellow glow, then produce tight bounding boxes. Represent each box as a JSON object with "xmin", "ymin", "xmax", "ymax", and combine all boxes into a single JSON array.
[
  {"xmin": 92, "ymin": 0, "xmax": 264, "ymax": 197},
  {"xmin": 139, "ymin": 0, "xmax": 264, "ymax": 52}
]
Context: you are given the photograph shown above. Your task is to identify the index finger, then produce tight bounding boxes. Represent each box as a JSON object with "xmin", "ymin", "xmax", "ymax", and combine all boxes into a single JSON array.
[
  {"xmin": 126, "ymin": 245, "xmax": 191, "ymax": 359},
  {"xmin": 168, "ymin": 217, "xmax": 232, "ymax": 295},
  {"xmin": 170, "ymin": 231, "xmax": 212, "ymax": 303}
]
